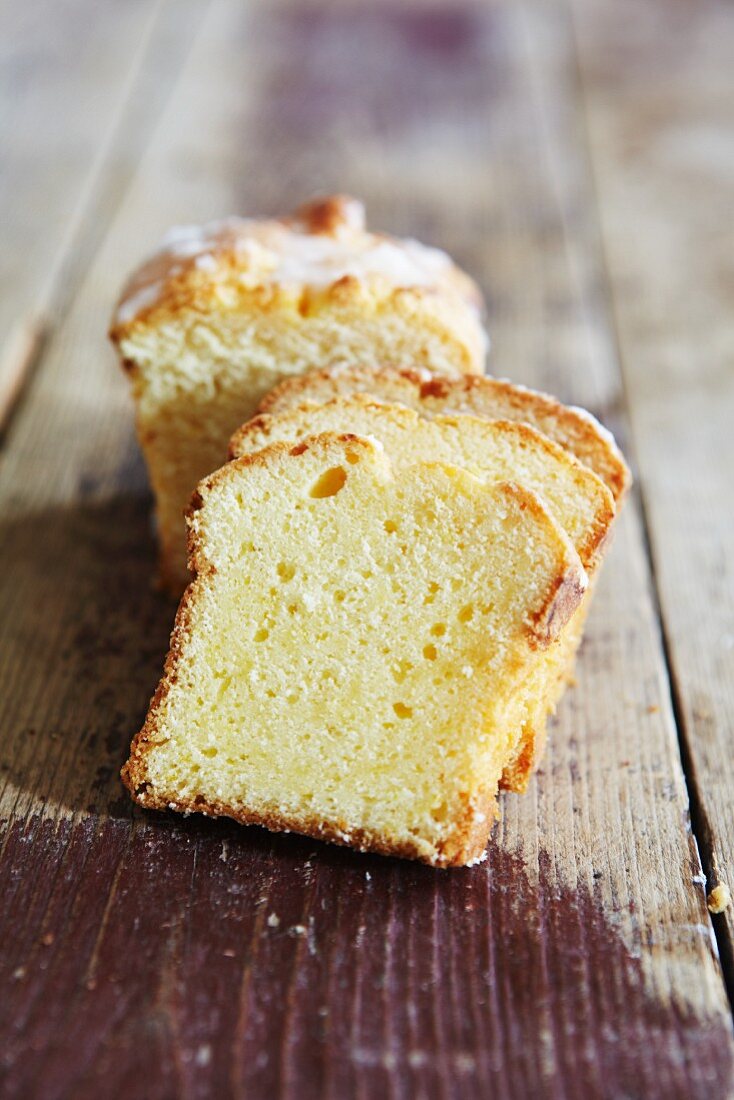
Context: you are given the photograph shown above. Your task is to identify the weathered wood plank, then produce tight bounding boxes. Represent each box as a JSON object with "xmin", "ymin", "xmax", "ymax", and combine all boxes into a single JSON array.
[
  {"xmin": 571, "ymin": 0, "xmax": 734, "ymax": 964},
  {"xmin": 0, "ymin": 0, "xmax": 204, "ymax": 432},
  {"xmin": 1, "ymin": 1, "xmax": 732, "ymax": 1096}
]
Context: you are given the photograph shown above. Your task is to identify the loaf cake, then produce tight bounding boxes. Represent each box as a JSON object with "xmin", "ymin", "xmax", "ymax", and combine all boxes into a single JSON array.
[
  {"xmin": 258, "ymin": 364, "xmax": 630, "ymax": 504},
  {"xmin": 123, "ymin": 434, "xmax": 586, "ymax": 867},
  {"xmin": 230, "ymin": 396, "xmax": 618, "ymax": 792},
  {"xmin": 109, "ymin": 198, "xmax": 487, "ymax": 591}
]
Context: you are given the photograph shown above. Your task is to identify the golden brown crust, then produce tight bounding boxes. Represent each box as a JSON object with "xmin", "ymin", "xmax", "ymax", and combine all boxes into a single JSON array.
[
  {"xmin": 290, "ymin": 194, "xmax": 365, "ymax": 235},
  {"xmin": 108, "ymin": 197, "xmax": 486, "ymax": 349},
  {"xmin": 488, "ymin": 481, "xmax": 587, "ymax": 647},
  {"xmin": 257, "ymin": 365, "xmax": 631, "ymax": 503},
  {"xmin": 121, "ymin": 768, "xmax": 491, "ymax": 868}
]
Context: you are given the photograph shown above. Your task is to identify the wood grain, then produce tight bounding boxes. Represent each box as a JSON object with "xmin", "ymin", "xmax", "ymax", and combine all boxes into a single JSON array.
[
  {"xmin": 1, "ymin": 1, "xmax": 733, "ymax": 1096},
  {"xmin": 572, "ymin": 0, "xmax": 734, "ymax": 969},
  {"xmin": 0, "ymin": 0, "xmax": 204, "ymax": 429}
]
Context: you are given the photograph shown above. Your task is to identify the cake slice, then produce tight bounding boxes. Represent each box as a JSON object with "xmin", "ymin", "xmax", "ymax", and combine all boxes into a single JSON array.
[
  {"xmin": 258, "ymin": 364, "xmax": 630, "ymax": 503},
  {"xmin": 230, "ymin": 396, "xmax": 621, "ymax": 793},
  {"xmin": 123, "ymin": 434, "xmax": 585, "ymax": 867},
  {"xmin": 229, "ymin": 395, "xmax": 615, "ymax": 571},
  {"xmin": 109, "ymin": 197, "xmax": 487, "ymax": 592}
]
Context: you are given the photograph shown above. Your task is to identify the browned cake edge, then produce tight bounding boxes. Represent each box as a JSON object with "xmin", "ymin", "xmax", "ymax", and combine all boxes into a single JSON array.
[{"xmin": 257, "ymin": 365, "xmax": 631, "ymax": 503}]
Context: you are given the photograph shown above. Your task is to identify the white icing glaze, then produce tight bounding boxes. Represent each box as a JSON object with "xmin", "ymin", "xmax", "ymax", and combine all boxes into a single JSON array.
[
  {"xmin": 114, "ymin": 205, "xmax": 471, "ymax": 327},
  {"xmin": 115, "ymin": 281, "xmax": 168, "ymax": 326}
]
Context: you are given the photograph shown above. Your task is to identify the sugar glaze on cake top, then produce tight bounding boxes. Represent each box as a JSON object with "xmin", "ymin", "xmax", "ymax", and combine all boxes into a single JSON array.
[{"xmin": 114, "ymin": 196, "xmax": 484, "ymax": 328}]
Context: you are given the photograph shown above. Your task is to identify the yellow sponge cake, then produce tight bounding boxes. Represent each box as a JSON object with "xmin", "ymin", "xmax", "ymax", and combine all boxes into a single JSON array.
[{"xmin": 123, "ymin": 435, "xmax": 585, "ymax": 867}]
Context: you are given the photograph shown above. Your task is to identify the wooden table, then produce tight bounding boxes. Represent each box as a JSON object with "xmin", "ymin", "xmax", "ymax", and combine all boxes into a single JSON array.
[{"xmin": 2, "ymin": 1, "xmax": 733, "ymax": 1096}]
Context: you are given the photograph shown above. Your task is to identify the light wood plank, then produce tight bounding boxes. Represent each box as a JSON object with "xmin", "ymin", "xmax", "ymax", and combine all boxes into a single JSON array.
[
  {"xmin": 572, "ymin": 0, "xmax": 734, "ymax": 963},
  {"xmin": 0, "ymin": 0, "xmax": 204, "ymax": 431},
  {"xmin": 1, "ymin": 0, "xmax": 732, "ymax": 1094}
]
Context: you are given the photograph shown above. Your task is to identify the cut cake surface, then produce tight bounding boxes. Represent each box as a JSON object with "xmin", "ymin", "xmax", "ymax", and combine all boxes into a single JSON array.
[
  {"xmin": 258, "ymin": 364, "xmax": 630, "ymax": 503},
  {"xmin": 230, "ymin": 395, "xmax": 615, "ymax": 571},
  {"xmin": 231, "ymin": 396, "xmax": 620, "ymax": 792},
  {"xmin": 123, "ymin": 434, "xmax": 586, "ymax": 867}
]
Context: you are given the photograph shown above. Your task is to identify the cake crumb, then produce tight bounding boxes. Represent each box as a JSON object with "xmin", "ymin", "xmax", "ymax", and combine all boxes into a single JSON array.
[
  {"xmin": 707, "ymin": 883, "xmax": 731, "ymax": 914},
  {"xmin": 220, "ymin": 840, "xmax": 229, "ymax": 862},
  {"xmin": 267, "ymin": 912, "xmax": 280, "ymax": 928}
]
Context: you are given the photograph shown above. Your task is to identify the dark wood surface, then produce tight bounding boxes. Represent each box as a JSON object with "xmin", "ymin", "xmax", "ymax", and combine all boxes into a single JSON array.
[{"xmin": 2, "ymin": 1, "xmax": 734, "ymax": 1097}]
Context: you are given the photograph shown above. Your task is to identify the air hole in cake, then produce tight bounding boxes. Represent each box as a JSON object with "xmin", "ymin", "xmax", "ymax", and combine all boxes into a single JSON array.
[
  {"xmin": 431, "ymin": 801, "xmax": 449, "ymax": 824},
  {"xmin": 431, "ymin": 623, "xmax": 447, "ymax": 637},
  {"xmin": 333, "ymin": 590, "xmax": 346, "ymax": 603},
  {"xmin": 392, "ymin": 661, "xmax": 414, "ymax": 684},
  {"xmin": 384, "ymin": 519, "xmax": 398, "ymax": 534},
  {"xmin": 345, "ymin": 450, "xmax": 361, "ymax": 466},
  {"xmin": 458, "ymin": 604, "xmax": 475, "ymax": 623},
  {"xmin": 309, "ymin": 466, "xmax": 347, "ymax": 498},
  {"xmin": 254, "ymin": 627, "xmax": 269, "ymax": 642},
  {"xmin": 287, "ymin": 603, "xmax": 298, "ymax": 615},
  {"xmin": 393, "ymin": 702, "xmax": 413, "ymax": 719},
  {"xmin": 277, "ymin": 561, "xmax": 296, "ymax": 581},
  {"xmin": 201, "ymin": 746, "xmax": 218, "ymax": 758},
  {"xmin": 424, "ymin": 582, "xmax": 440, "ymax": 605},
  {"xmin": 423, "ymin": 644, "xmax": 438, "ymax": 661}
]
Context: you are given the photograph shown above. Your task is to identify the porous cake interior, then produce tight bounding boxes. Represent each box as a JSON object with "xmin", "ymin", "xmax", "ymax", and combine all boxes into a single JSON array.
[
  {"xmin": 231, "ymin": 398, "xmax": 614, "ymax": 792},
  {"xmin": 230, "ymin": 396, "xmax": 614, "ymax": 570},
  {"xmin": 259, "ymin": 365, "xmax": 631, "ymax": 504},
  {"xmin": 123, "ymin": 304, "xmax": 477, "ymax": 589},
  {"xmin": 126, "ymin": 436, "xmax": 583, "ymax": 866}
]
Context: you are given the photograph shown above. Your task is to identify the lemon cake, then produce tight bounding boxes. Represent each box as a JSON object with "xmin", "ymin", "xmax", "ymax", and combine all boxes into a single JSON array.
[
  {"xmin": 258, "ymin": 364, "xmax": 630, "ymax": 503},
  {"xmin": 110, "ymin": 197, "xmax": 487, "ymax": 592},
  {"xmin": 229, "ymin": 396, "xmax": 615, "ymax": 571},
  {"xmin": 230, "ymin": 396, "xmax": 623, "ymax": 792},
  {"xmin": 123, "ymin": 434, "xmax": 586, "ymax": 867}
]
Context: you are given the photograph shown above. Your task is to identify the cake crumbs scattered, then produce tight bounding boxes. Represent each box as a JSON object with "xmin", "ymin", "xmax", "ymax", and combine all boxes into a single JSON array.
[
  {"xmin": 707, "ymin": 883, "xmax": 732, "ymax": 914},
  {"xmin": 220, "ymin": 840, "xmax": 229, "ymax": 862},
  {"xmin": 289, "ymin": 923, "xmax": 307, "ymax": 936},
  {"xmin": 12, "ymin": 966, "xmax": 26, "ymax": 980},
  {"xmin": 267, "ymin": 912, "xmax": 280, "ymax": 928},
  {"xmin": 195, "ymin": 1044, "xmax": 212, "ymax": 1067}
]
